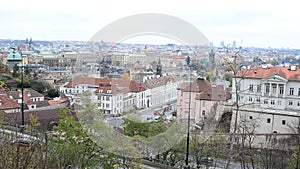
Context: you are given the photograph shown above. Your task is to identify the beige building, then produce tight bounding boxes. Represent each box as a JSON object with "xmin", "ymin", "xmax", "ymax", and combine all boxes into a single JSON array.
[{"xmin": 112, "ymin": 53, "xmax": 146, "ymax": 66}]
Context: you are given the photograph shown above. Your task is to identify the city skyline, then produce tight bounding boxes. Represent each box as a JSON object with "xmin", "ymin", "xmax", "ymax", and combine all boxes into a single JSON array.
[{"xmin": 1, "ymin": 0, "xmax": 299, "ymax": 48}]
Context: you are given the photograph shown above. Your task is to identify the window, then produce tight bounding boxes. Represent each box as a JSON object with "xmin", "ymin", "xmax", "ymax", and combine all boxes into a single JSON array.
[
  {"xmin": 265, "ymin": 83, "xmax": 270, "ymax": 94},
  {"xmin": 257, "ymin": 84, "xmax": 261, "ymax": 92},
  {"xmin": 290, "ymin": 88, "xmax": 294, "ymax": 95},
  {"xmin": 298, "ymin": 88, "xmax": 300, "ymax": 96},
  {"xmin": 249, "ymin": 84, "xmax": 253, "ymax": 92},
  {"xmin": 256, "ymin": 97, "xmax": 260, "ymax": 103},
  {"xmin": 267, "ymin": 118, "xmax": 271, "ymax": 123},
  {"xmin": 271, "ymin": 100, "xmax": 275, "ymax": 105},
  {"xmin": 278, "ymin": 100, "xmax": 282, "ymax": 105},
  {"xmin": 272, "ymin": 84, "xmax": 277, "ymax": 95},
  {"xmin": 282, "ymin": 120, "xmax": 286, "ymax": 125},
  {"xmin": 106, "ymin": 104, "xmax": 109, "ymax": 108},
  {"xmin": 202, "ymin": 110, "xmax": 206, "ymax": 116},
  {"xmin": 289, "ymin": 100, "xmax": 293, "ymax": 106},
  {"xmin": 249, "ymin": 116, "xmax": 253, "ymax": 120},
  {"xmin": 264, "ymin": 99, "xmax": 268, "ymax": 104},
  {"xmin": 237, "ymin": 84, "xmax": 241, "ymax": 91},
  {"xmin": 248, "ymin": 96, "xmax": 253, "ymax": 102},
  {"xmin": 279, "ymin": 84, "xmax": 284, "ymax": 95},
  {"xmin": 298, "ymin": 101, "xmax": 300, "ymax": 106},
  {"xmin": 202, "ymin": 101, "xmax": 206, "ymax": 107},
  {"xmin": 106, "ymin": 96, "xmax": 110, "ymax": 101}
]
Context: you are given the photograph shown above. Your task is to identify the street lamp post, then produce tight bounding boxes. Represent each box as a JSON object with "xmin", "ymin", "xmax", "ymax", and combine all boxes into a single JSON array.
[
  {"xmin": 185, "ymin": 56, "xmax": 191, "ymax": 169},
  {"xmin": 20, "ymin": 52, "xmax": 25, "ymax": 132}
]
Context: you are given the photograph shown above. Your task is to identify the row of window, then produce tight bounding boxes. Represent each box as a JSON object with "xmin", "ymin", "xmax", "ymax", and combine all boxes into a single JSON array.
[
  {"xmin": 289, "ymin": 87, "xmax": 300, "ymax": 96},
  {"xmin": 248, "ymin": 84, "xmax": 285, "ymax": 95},
  {"xmin": 248, "ymin": 84, "xmax": 300, "ymax": 96},
  {"xmin": 99, "ymin": 96, "xmax": 110, "ymax": 101},
  {"xmin": 249, "ymin": 116, "xmax": 286, "ymax": 125},
  {"xmin": 247, "ymin": 96, "xmax": 300, "ymax": 106}
]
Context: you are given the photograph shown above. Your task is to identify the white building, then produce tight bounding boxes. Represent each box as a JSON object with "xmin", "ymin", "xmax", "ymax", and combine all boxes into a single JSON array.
[
  {"xmin": 59, "ymin": 77, "xmax": 104, "ymax": 104},
  {"xmin": 141, "ymin": 74, "xmax": 182, "ymax": 108},
  {"xmin": 231, "ymin": 65, "xmax": 300, "ymax": 146},
  {"xmin": 60, "ymin": 77, "xmax": 147, "ymax": 115},
  {"xmin": 95, "ymin": 79, "xmax": 147, "ymax": 115}
]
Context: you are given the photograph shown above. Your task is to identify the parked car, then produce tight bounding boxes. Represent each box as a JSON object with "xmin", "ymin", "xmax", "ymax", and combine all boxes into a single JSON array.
[
  {"xmin": 198, "ymin": 157, "xmax": 214, "ymax": 164},
  {"xmin": 153, "ymin": 108, "xmax": 161, "ymax": 115}
]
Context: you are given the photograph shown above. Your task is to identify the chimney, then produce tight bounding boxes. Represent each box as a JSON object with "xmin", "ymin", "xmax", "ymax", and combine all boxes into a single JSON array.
[
  {"xmin": 262, "ymin": 64, "xmax": 268, "ymax": 69},
  {"xmin": 290, "ymin": 65, "xmax": 296, "ymax": 71}
]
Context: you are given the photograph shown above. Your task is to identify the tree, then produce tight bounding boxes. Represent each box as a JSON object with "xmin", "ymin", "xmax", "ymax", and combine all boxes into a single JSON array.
[
  {"xmin": 24, "ymin": 66, "xmax": 30, "ymax": 76},
  {"xmin": 47, "ymin": 89, "xmax": 60, "ymax": 98},
  {"xmin": 288, "ymin": 147, "xmax": 300, "ymax": 169},
  {"xmin": 31, "ymin": 80, "xmax": 51, "ymax": 93},
  {"xmin": 12, "ymin": 64, "xmax": 20, "ymax": 78},
  {"xmin": 225, "ymin": 73, "xmax": 232, "ymax": 87},
  {"xmin": 0, "ymin": 81, "xmax": 6, "ymax": 88},
  {"xmin": 121, "ymin": 73, "xmax": 131, "ymax": 80},
  {"xmin": 124, "ymin": 118, "xmax": 167, "ymax": 138},
  {"xmin": 204, "ymin": 71, "xmax": 216, "ymax": 82},
  {"xmin": 287, "ymin": 118, "xmax": 300, "ymax": 169}
]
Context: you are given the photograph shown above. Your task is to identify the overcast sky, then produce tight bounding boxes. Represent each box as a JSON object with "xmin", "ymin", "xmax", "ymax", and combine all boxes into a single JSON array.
[{"xmin": 0, "ymin": 0, "xmax": 299, "ymax": 48}]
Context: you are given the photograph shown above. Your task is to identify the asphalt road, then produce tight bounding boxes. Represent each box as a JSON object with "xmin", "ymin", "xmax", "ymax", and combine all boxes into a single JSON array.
[{"xmin": 106, "ymin": 100, "xmax": 177, "ymax": 127}]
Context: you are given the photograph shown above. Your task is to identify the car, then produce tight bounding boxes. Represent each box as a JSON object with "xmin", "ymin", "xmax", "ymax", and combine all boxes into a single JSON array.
[
  {"xmin": 198, "ymin": 157, "xmax": 214, "ymax": 164},
  {"xmin": 153, "ymin": 108, "xmax": 161, "ymax": 115},
  {"xmin": 153, "ymin": 111, "xmax": 160, "ymax": 115}
]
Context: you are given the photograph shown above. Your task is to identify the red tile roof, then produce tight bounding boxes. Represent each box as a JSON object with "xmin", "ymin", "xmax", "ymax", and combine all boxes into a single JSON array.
[
  {"xmin": 129, "ymin": 80, "xmax": 146, "ymax": 92},
  {"xmin": 0, "ymin": 94, "xmax": 20, "ymax": 110},
  {"xmin": 64, "ymin": 77, "xmax": 146, "ymax": 94},
  {"xmin": 196, "ymin": 85, "xmax": 231, "ymax": 101},
  {"xmin": 142, "ymin": 75, "xmax": 179, "ymax": 89},
  {"xmin": 48, "ymin": 98, "xmax": 69, "ymax": 105},
  {"xmin": 64, "ymin": 77, "xmax": 110, "ymax": 88},
  {"xmin": 95, "ymin": 79, "xmax": 146, "ymax": 94},
  {"xmin": 236, "ymin": 65, "xmax": 300, "ymax": 81},
  {"xmin": 180, "ymin": 77, "xmax": 211, "ymax": 92},
  {"xmin": 179, "ymin": 78, "xmax": 230, "ymax": 101}
]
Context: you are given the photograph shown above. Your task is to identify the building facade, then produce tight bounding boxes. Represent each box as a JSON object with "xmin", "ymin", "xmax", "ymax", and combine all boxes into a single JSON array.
[
  {"xmin": 230, "ymin": 65, "xmax": 300, "ymax": 146},
  {"xmin": 177, "ymin": 77, "xmax": 229, "ymax": 125}
]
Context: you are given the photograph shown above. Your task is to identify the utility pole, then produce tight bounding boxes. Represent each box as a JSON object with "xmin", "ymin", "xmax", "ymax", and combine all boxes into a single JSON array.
[
  {"xmin": 185, "ymin": 55, "xmax": 191, "ymax": 169},
  {"xmin": 20, "ymin": 52, "xmax": 25, "ymax": 132}
]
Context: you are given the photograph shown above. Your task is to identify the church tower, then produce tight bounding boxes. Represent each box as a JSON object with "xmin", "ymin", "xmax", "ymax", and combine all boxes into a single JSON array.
[
  {"xmin": 208, "ymin": 48, "xmax": 215, "ymax": 71},
  {"xmin": 156, "ymin": 57, "xmax": 162, "ymax": 76}
]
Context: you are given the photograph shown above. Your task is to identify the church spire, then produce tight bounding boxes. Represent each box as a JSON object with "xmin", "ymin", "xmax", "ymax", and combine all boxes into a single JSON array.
[{"xmin": 156, "ymin": 57, "xmax": 162, "ymax": 76}]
